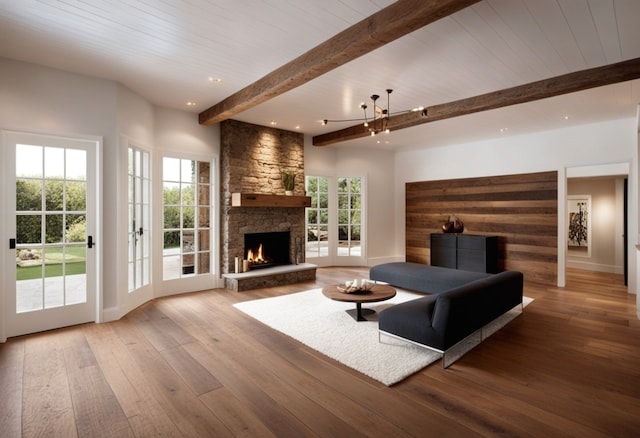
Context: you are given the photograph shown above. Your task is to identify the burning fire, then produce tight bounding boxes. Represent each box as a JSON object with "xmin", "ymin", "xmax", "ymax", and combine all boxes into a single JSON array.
[{"xmin": 247, "ymin": 244, "xmax": 265, "ymax": 263}]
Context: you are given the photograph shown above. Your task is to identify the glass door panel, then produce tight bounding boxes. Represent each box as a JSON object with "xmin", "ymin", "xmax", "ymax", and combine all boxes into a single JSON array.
[
  {"xmin": 337, "ymin": 177, "xmax": 362, "ymax": 257},
  {"xmin": 128, "ymin": 146, "xmax": 151, "ymax": 292},
  {"xmin": 7, "ymin": 132, "xmax": 97, "ymax": 338},
  {"xmin": 305, "ymin": 175, "xmax": 365, "ymax": 266},
  {"xmin": 305, "ymin": 176, "xmax": 329, "ymax": 259},
  {"xmin": 162, "ymin": 157, "xmax": 212, "ymax": 280}
]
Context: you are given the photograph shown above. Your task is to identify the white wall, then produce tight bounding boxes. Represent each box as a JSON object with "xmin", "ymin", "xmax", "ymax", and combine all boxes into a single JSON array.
[
  {"xmin": 0, "ymin": 58, "xmax": 219, "ymax": 329},
  {"xmin": 154, "ymin": 107, "xmax": 220, "ymax": 298},
  {"xmin": 105, "ymin": 85, "xmax": 157, "ymax": 319},
  {"xmin": 393, "ymin": 119, "xmax": 638, "ymax": 299},
  {"xmin": 0, "ymin": 58, "xmax": 118, "ymax": 331},
  {"xmin": 305, "ymin": 140, "xmax": 397, "ymax": 265}
]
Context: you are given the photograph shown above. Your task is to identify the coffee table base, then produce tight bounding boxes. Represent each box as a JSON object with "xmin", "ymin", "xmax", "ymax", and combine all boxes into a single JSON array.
[
  {"xmin": 346, "ymin": 303, "xmax": 376, "ymax": 321},
  {"xmin": 322, "ymin": 284, "xmax": 395, "ymax": 323}
]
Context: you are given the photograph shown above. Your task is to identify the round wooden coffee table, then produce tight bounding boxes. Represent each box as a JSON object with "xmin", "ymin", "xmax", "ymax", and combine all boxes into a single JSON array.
[{"xmin": 322, "ymin": 284, "xmax": 396, "ymax": 321}]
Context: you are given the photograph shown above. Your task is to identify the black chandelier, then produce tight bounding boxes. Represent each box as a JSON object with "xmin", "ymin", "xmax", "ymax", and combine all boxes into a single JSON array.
[{"xmin": 322, "ymin": 89, "xmax": 427, "ymax": 136}]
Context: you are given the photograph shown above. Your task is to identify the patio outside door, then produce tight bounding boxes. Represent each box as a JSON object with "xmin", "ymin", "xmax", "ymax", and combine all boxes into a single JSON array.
[{"xmin": 5, "ymin": 132, "xmax": 98, "ymax": 338}]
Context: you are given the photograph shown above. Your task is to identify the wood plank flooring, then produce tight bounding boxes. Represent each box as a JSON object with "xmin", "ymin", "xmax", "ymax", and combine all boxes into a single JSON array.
[{"xmin": 1, "ymin": 267, "xmax": 639, "ymax": 437}]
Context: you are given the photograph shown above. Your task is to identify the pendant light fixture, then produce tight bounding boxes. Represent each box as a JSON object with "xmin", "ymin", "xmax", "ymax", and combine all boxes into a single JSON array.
[{"xmin": 322, "ymin": 89, "xmax": 426, "ymax": 136}]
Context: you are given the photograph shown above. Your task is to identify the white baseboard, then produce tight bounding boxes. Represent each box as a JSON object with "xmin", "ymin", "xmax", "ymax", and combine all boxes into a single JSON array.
[
  {"xmin": 567, "ymin": 260, "xmax": 622, "ymax": 274},
  {"xmin": 102, "ymin": 306, "xmax": 123, "ymax": 323},
  {"xmin": 367, "ymin": 256, "xmax": 405, "ymax": 267}
]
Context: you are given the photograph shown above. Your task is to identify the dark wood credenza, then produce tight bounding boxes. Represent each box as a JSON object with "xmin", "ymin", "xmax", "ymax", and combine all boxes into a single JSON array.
[{"xmin": 431, "ymin": 234, "xmax": 498, "ymax": 274}]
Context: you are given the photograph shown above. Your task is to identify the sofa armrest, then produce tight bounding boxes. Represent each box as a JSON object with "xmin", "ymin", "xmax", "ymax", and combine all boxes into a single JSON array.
[
  {"xmin": 378, "ymin": 295, "xmax": 439, "ymax": 346},
  {"xmin": 431, "ymin": 271, "xmax": 524, "ymax": 349}
]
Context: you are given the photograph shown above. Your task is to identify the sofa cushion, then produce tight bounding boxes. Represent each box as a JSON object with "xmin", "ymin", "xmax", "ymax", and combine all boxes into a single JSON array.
[{"xmin": 370, "ymin": 262, "xmax": 491, "ymax": 294}]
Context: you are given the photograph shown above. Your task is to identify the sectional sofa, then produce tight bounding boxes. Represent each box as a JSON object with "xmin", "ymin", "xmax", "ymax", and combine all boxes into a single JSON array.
[{"xmin": 369, "ymin": 262, "xmax": 524, "ymax": 367}]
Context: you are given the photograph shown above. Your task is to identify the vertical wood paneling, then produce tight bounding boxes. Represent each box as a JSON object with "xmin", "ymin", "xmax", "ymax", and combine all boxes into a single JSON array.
[{"xmin": 406, "ymin": 171, "xmax": 557, "ymax": 284}]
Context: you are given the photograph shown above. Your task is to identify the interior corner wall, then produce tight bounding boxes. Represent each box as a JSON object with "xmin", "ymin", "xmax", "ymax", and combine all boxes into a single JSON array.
[
  {"xmin": 0, "ymin": 57, "xmax": 120, "ymax": 317},
  {"xmin": 111, "ymin": 85, "xmax": 156, "ymax": 316},
  {"xmin": 0, "ymin": 58, "xmax": 220, "ymax": 325},
  {"xmin": 635, "ymin": 102, "xmax": 640, "ymax": 319},
  {"xmin": 154, "ymin": 107, "xmax": 220, "ymax": 156},
  {"xmin": 154, "ymin": 107, "xmax": 220, "ymax": 298},
  {"xmin": 304, "ymin": 139, "xmax": 398, "ymax": 265}
]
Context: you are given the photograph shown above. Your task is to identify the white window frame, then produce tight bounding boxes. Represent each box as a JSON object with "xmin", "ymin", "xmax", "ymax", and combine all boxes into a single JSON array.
[
  {"xmin": 305, "ymin": 174, "xmax": 366, "ymax": 267},
  {"xmin": 156, "ymin": 152, "xmax": 219, "ymax": 296}
]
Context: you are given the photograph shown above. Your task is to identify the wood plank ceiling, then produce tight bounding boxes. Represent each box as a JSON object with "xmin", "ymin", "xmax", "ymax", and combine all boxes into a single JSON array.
[
  {"xmin": 198, "ymin": 0, "xmax": 480, "ymax": 126},
  {"xmin": 313, "ymin": 57, "xmax": 640, "ymax": 146},
  {"xmin": 0, "ymin": 1, "xmax": 639, "ymax": 150}
]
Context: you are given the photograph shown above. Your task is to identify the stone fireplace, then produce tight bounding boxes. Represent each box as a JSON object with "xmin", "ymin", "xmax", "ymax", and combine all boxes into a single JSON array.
[{"xmin": 220, "ymin": 119, "xmax": 316, "ymax": 291}]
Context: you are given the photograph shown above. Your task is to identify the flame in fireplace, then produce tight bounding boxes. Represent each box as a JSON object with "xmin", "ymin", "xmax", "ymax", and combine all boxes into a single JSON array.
[{"xmin": 247, "ymin": 244, "xmax": 265, "ymax": 263}]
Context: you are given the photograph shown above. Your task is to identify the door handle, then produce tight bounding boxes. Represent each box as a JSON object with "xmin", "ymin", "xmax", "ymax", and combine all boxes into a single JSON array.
[
  {"xmin": 88, "ymin": 235, "xmax": 94, "ymax": 249},
  {"xmin": 9, "ymin": 238, "xmax": 16, "ymax": 249}
]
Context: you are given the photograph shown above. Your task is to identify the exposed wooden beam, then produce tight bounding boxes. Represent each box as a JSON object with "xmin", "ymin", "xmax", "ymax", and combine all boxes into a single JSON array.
[
  {"xmin": 198, "ymin": 0, "xmax": 480, "ymax": 126},
  {"xmin": 312, "ymin": 57, "xmax": 640, "ymax": 147}
]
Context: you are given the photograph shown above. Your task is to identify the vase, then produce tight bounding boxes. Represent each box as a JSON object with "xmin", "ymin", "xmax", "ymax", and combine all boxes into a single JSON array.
[{"xmin": 442, "ymin": 214, "xmax": 464, "ymax": 233}]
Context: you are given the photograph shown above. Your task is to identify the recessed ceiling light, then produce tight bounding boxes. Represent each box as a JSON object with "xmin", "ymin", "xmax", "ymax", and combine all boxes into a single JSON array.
[
  {"xmin": 295, "ymin": 125, "xmax": 301, "ymax": 130},
  {"xmin": 186, "ymin": 101, "xmax": 196, "ymax": 107},
  {"xmin": 208, "ymin": 77, "xmax": 222, "ymax": 83},
  {"xmin": 270, "ymin": 120, "xmax": 277, "ymax": 126},
  {"xmin": 564, "ymin": 115, "xmax": 570, "ymax": 120},
  {"xmin": 500, "ymin": 127, "xmax": 508, "ymax": 133}
]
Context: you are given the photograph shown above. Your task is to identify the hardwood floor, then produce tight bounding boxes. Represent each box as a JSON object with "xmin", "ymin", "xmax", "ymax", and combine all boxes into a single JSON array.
[{"xmin": 1, "ymin": 267, "xmax": 639, "ymax": 437}]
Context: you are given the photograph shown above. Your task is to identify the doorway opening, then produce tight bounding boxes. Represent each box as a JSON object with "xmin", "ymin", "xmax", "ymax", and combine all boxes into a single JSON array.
[{"xmin": 565, "ymin": 163, "xmax": 629, "ymax": 289}]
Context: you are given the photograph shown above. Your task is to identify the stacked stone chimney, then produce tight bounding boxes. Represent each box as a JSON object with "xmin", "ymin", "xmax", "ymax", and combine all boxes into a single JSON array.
[{"xmin": 220, "ymin": 119, "xmax": 306, "ymax": 276}]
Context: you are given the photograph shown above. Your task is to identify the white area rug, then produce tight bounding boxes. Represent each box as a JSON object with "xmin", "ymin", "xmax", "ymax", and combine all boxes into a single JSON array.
[{"xmin": 234, "ymin": 289, "xmax": 532, "ymax": 386}]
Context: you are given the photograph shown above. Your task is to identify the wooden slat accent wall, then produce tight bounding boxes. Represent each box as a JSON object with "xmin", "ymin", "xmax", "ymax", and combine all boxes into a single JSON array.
[{"xmin": 406, "ymin": 171, "xmax": 557, "ymax": 284}]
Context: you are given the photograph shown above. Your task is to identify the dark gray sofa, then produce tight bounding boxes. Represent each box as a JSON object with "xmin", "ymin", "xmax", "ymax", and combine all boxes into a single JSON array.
[{"xmin": 370, "ymin": 262, "xmax": 524, "ymax": 367}]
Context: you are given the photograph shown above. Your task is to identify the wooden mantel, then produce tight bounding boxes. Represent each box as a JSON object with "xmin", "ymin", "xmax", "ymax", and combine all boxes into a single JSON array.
[{"xmin": 231, "ymin": 193, "xmax": 311, "ymax": 208}]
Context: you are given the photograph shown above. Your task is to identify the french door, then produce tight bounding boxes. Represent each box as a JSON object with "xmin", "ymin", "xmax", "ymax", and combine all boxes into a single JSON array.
[
  {"xmin": 161, "ymin": 157, "xmax": 212, "ymax": 280},
  {"xmin": 4, "ymin": 132, "xmax": 98, "ymax": 338},
  {"xmin": 127, "ymin": 145, "xmax": 151, "ymax": 294},
  {"xmin": 305, "ymin": 175, "xmax": 365, "ymax": 266}
]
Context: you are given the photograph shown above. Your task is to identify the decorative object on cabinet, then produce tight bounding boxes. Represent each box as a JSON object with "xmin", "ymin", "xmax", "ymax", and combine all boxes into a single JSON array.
[{"xmin": 441, "ymin": 214, "xmax": 464, "ymax": 233}]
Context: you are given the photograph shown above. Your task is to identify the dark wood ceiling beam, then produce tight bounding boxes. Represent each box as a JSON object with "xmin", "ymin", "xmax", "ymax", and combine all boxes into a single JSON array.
[
  {"xmin": 312, "ymin": 57, "xmax": 640, "ymax": 146},
  {"xmin": 198, "ymin": 0, "xmax": 480, "ymax": 126}
]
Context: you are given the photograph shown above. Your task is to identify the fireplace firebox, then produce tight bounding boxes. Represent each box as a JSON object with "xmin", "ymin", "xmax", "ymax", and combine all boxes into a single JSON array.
[{"xmin": 244, "ymin": 231, "xmax": 290, "ymax": 270}]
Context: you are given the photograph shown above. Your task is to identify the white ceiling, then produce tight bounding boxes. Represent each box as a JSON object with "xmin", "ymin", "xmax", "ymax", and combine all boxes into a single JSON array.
[{"xmin": 1, "ymin": 0, "xmax": 639, "ymax": 151}]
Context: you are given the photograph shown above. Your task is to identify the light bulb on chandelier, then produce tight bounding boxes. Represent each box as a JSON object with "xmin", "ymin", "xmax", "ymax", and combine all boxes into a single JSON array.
[{"xmin": 322, "ymin": 89, "xmax": 427, "ymax": 137}]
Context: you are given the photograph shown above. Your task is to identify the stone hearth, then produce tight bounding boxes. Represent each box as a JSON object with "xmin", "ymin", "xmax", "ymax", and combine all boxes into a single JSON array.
[
  {"xmin": 220, "ymin": 119, "xmax": 315, "ymax": 290},
  {"xmin": 223, "ymin": 263, "xmax": 317, "ymax": 292}
]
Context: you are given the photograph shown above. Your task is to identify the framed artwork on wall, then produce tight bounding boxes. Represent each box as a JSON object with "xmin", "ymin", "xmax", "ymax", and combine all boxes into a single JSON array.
[{"xmin": 567, "ymin": 194, "xmax": 591, "ymax": 258}]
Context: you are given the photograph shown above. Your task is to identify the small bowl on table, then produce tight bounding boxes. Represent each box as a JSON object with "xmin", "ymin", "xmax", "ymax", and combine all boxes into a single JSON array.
[{"xmin": 337, "ymin": 279, "xmax": 373, "ymax": 294}]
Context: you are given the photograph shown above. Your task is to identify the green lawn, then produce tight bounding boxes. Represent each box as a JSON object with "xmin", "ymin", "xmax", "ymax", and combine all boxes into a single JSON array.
[{"xmin": 16, "ymin": 246, "xmax": 86, "ymax": 281}]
